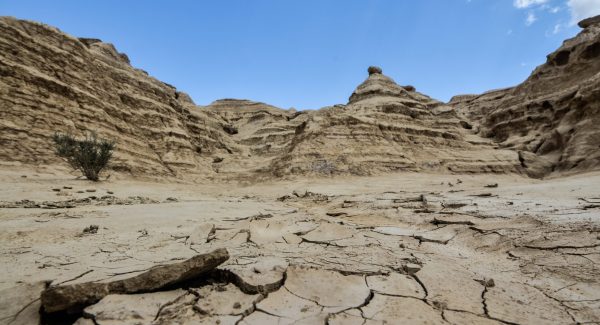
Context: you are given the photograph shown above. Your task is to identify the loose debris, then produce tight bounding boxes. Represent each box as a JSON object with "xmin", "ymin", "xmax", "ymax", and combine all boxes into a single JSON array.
[
  {"xmin": 0, "ymin": 196, "xmax": 159, "ymax": 209},
  {"xmin": 82, "ymin": 225, "xmax": 99, "ymax": 235}
]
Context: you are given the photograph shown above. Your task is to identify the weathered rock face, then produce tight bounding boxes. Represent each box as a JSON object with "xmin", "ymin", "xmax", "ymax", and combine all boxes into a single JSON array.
[
  {"xmin": 0, "ymin": 17, "xmax": 230, "ymax": 179},
  {"xmin": 450, "ymin": 15, "xmax": 600, "ymax": 177},
  {"xmin": 201, "ymin": 99, "xmax": 309, "ymax": 179},
  {"xmin": 268, "ymin": 68, "xmax": 522, "ymax": 176},
  {"xmin": 0, "ymin": 17, "xmax": 524, "ymax": 181}
]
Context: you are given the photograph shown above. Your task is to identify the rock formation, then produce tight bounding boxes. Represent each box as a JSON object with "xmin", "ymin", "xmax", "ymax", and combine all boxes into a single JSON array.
[
  {"xmin": 450, "ymin": 15, "xmax": 600, "ymax": 177},
  {"xmin": 0, "ymin": 16, "xmax": 526, "ymax": 181},
  {"xmin": 268, "ymin": 67, "xmax": 521, "ymax": 176},
  {"xmin": 0, "ymin": 17, "xmax": 230, "ymax": 179}
]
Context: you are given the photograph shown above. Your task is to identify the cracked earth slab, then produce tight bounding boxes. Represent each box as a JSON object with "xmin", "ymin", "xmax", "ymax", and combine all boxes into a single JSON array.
[
  {"xmin": 0, "ymin": 281, "xmax": 48, "ymax": 325},
  {"xmin": 1, "ymin": 170, "xmax": 600, "ymax": 324},
  {"xmin": 82, "ymin": 289, "xmax": 187, "ymax": 324},
  {"xmin": 40, "ymin": 248, "xmax": 229, "ymax": 313}
]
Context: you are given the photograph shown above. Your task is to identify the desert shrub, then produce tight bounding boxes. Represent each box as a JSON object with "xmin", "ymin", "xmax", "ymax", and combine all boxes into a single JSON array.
[{"xmin": 53, "ymin": 132, "xmax": 115, "ymax": 181}]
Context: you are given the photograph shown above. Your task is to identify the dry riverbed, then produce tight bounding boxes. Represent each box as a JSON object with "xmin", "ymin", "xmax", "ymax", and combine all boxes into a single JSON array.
[{"xmin": 1, "ymin": 169, "xmax": 599, "ymax": 324}]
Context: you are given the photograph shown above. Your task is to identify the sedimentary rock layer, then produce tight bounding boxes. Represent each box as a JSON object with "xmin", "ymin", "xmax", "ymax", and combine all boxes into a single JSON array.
[
  {"xmin": 0, "ymin": 17, "xmax": 231, "ymax": 179},
  {"xmin": 0, "ymin": 16, "xmax": 523, "ymax": 180},
  {"xmin": 450, "ymin": 15, "xmax": 600, "ymax": 177},
  {"xmin": 267, "ymin": 69, "xmax": 520, "ymax": 176}
]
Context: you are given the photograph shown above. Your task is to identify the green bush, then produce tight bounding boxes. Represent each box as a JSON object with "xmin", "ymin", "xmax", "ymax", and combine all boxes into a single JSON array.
[{"xmin": 53, "ymin": 132, "xmax": 115, "ymax": 181}]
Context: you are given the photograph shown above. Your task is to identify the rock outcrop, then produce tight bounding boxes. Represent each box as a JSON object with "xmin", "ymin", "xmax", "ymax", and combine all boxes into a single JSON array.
[
  {"xmin": 268, "ymin": 67, "xmax": 521, "ymax": 176},
  {"xmin": 0, "ymin": 17, "xmax": 230, "ymax": 179},
  {"xmin": 450, "ymin": 15, "xmax": 600, "ymax": 177}
]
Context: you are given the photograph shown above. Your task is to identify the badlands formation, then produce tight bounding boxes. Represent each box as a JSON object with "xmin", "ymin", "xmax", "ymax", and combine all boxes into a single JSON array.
[{"xmin": 1, "ymin": 15, "xmax": 600, "ymax": 325}]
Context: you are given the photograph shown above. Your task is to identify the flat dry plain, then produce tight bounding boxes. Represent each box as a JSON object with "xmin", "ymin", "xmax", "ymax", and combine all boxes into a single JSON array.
[{"xmin": 1, "ymin": 168, "xmax": 599, "ymax": 324}]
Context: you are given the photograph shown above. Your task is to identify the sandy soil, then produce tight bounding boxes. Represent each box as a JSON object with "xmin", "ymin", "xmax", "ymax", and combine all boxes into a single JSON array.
[{"xmin": 1, "ymin": 169, "xmax": 599, "ymax": 324}]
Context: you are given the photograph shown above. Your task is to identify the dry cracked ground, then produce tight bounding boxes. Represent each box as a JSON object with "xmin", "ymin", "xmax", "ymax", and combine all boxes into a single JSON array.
[{"xmin": 1, "ymin": 169, "xmax": 600, "ymax": 324}]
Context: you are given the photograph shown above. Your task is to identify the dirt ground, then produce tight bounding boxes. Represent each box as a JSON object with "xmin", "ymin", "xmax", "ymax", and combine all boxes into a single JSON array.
[{"xmin": 1, "ymin": 168, "xmax": 599, "ymax": 324}]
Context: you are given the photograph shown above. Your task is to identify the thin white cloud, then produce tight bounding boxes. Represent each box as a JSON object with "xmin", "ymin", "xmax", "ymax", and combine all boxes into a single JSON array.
[
  {"xmin": 568, "ymin": 0, "xmax": 600, "ymax": 24},
  {"xmin": 526, "ymin": 12, "xmax": 538, "ymax": 25},
  {"xmin": 553, "ymin": 23, "xmax": 563, "ymax": 33},
  {"xmin": 514, "ymin": 0, "xmax": 548, "ymax": 8},
  {"xmin": 513, "ymin": 0, "xmax": 549, "ymax": 26}
]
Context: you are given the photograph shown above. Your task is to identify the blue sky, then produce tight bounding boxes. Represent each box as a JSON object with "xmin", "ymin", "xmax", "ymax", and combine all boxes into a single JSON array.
[{"xmin": 1, "ymin": 0, "xmax": 599, "ymax": 109}]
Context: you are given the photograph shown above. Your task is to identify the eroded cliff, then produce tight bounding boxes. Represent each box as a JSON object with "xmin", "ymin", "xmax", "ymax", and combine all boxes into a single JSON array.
[
  {"xmin": 5, "ymin": 15, "xmax": 600, "ymax": 181},
  {"xmin": 450, "ymin": 15, "xmax": 600, "ymax": 177}
]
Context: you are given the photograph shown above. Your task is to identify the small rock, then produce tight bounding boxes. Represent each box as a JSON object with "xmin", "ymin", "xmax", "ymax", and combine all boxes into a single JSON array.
[
  {"xmin": 51, "ymin": 188, "xmax": 61, "ymax": 192},
  {"xmin": 404, "ymin": 263, "xmax": 422, "ymax": 274},
  {"xmin": 20, "ymin": 175, "xmax": 27, "ymax": 178},
  {"xmin": 82, "ymin": 225, "xmax": 99, "ymax": 234},
  {"xmin": 277, "ymin": 194, "xmax": 293, "ymax": 202},
  {"xmin": 368, "ymin": 66, "xmax": 382, "ymax": 75},
  {"xmin": 107, "ymin": 191, "xmax": 114, "ymax": 194},
  {"xmin": 188, "ymin": 223, "xmax": 215, "ymax": 245},
  {"xmin": 476, "ymin": 278, "xmax": 495, "ymax": 287},
  {"xmin": 578, "ymin": 14, "xmax": 600, "ymax": 28},
  {"xmin": 233, "ymin": 302, "xmax": 241, "ymax": 309},
  {"xmin": 138, "ymin": 229, "xmax": 149, "ymax": 237},
  {"xmin": 485, "ymin": 183, "xmax": 498, "ymax": 188},
  {"xmin": 86, "ymin": 189, "xmax": 96, "ymax": 193},
  {"xmin": 63, "ymin": 186, "xmax": 73, "ymax": 189},
  {"xmin": 165, "ymin": 197, "xmax": 178, "ymax": 202},
  {"xmin": 213, "ymin": 157, "xmax": 224, "ymax": 163}
]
